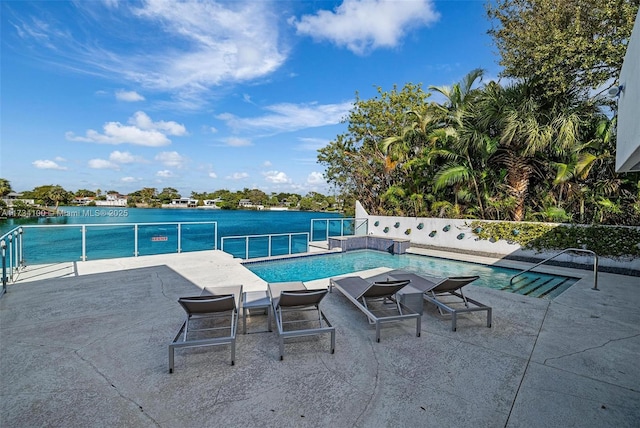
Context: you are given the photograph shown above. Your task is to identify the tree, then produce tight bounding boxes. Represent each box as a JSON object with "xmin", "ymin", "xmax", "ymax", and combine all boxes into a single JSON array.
[
  {"xmin": 427, "ymin": 69, "xmax": 493, "ymax": 218},
  {"xmin": 139, "ymin": 187, "xmax": 158, "ymax": 205},
  {"xmin": 474, "ymin": 80, "xmax": 601, "ymax": 221},
  {"xmin": 47, "ymin": 185, "xmax": 70, "ymax": 210},
  {"xmin": 487, "ymin": 0, "xmax": 639, "ymax": 99},
  {"xmin": 157, "ymin": 187, "xmax": 180, "ymax": 203},
  {"xmin": 75, "ymin": 189, "xmax": 96, "ymax": 197},
  {"xmin": 318, "ymin": 84, "xmax": 431, "ymax": 215},
  {"xmin": 0, "ymin": 178, "xmax": 13, "ymax": 196}
]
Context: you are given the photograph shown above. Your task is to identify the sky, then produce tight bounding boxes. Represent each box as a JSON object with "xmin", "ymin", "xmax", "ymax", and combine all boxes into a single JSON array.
[{"xmin": 1, "ymin": 0, "xmax": 502, "ymax": 198}]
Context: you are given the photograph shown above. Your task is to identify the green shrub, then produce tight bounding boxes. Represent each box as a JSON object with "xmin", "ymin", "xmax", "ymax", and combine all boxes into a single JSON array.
[{"xmin": 470, "ymin": 221, "xmax": 640, "ymax": 258}]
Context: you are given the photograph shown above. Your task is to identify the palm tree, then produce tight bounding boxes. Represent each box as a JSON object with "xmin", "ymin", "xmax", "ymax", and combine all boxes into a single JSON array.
[
  {"xmin": 426, "ymin": 69, "xmax": 493, "ymax": 218},
  {"xmin": 474, "ymin": 80, "xmax": 593, "ymax": 221},
  {"xmin": 0, "ymin": 178, "xmax": 12, "ymax": 197},
  {"xmin": 47, "ymin": 185, "xmax": 68, "ymax": 210}
]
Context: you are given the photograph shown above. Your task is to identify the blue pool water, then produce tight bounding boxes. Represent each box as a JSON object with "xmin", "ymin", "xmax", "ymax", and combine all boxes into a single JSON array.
[{"xmin": 245, "ymin": 250, "xmax": 578, "ymax": 299}]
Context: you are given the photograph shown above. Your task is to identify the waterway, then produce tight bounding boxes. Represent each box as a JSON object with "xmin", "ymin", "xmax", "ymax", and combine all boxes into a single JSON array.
[{"xmin": 0, "ymin": 207, "xmax": 344, "ymax": 264}]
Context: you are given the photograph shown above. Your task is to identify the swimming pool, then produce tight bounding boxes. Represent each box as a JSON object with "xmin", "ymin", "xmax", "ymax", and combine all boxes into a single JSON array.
[{"xmin": 244, "ymin": 250, "xmax": 578, "ymax": 299}]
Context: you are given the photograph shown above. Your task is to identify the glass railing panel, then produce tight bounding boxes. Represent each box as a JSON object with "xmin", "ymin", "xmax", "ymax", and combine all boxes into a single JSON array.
[
  {"xmin": 137, "ymin": 224, "xmax": 178, "ymax": 256},
  {"xmin": 311, "ymin": 221, "xmax": 328, "ymax": 241},
  {"xmin": 220, "ymin": 237, "xmax": 247, "ymax": 259},
  {"xmin": 269, "ymin": 235, "xmax": 292, "ymax": 257},
  {"xmin": 85, "ymin": 225, "xmax": 135, "ymax": 260},
  {"xmin": 290, "ymin": 234, "xmax": 309, "ymax": 254},
  {"xmin": 180, "ymin": 223, "xmax": 217, "ymax": 253},
  {"xmin": 23, "ymin": 226, "xmax": 83, "ymax": 264},
  {"xmin": 248, "ymin": 236, "xmax": 269, "ymax": 259}
]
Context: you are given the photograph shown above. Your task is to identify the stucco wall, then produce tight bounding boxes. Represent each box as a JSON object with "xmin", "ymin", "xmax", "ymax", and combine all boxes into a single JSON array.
[
  {"xmin": 355, "ymin": 202, "xmax": 640, "ymax": 272},
  {"xmin": 616, "ymin": 10, "xmax": 640, "ymax": 172}
]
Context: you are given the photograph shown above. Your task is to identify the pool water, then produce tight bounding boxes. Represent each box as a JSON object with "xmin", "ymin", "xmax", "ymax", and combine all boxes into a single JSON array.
[{"xmin": 244, "ymin": 250, "xmax": 578, "ymax": 299}]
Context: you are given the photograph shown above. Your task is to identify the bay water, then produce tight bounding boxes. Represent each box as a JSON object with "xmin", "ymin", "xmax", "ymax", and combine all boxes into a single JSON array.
[{"xmin": 0, "ymin": 207, "xmax": 345, "ymax": 264}]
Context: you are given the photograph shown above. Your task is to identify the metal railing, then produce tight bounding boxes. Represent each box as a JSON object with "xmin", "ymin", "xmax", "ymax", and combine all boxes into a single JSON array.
[
  {"xmin": 510, "ymin": 248, "xmax": 599, "ymax": 290},
  {"xmin": 310, "ymin": 218, "xmax": 368, "ymax": 241},
  {"xmin": 220, "ymin": 232, "xmax": 309, "ymax": 260},
  {"xmin": 0, "ymin": 222, "xmax": 217, "ymax": 279},
  {"xmin": 1, "ymin": 227, "xmax": 25, "ymax": 296}
]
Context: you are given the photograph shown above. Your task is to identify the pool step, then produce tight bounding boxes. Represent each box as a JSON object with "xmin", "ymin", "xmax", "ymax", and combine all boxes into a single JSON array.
[{"xmin": 504, "ymin": 274, "xmax": 573, "ymax": 299}]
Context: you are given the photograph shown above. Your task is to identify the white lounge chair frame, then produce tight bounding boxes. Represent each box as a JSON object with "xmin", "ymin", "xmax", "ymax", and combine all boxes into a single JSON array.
[
  {"xmin": 268, "ymin": 282, "xmax": 336, "ymax": 360},
  {"xmin": 329, "ymin": 277, "xmax": 421, "ymax": 342},
  {"xmin": 169, "ymin": 285, "xmax": 242, "ymax": 373},
  {"xmin": 388, "ymin": 271, "xmax": 492, "ymax": 331}
]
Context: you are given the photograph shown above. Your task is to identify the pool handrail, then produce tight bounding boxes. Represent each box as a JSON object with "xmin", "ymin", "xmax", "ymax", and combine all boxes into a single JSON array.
[{"xmin": 509, "ymin": 248, "xmax": 599, "ymax": 290}]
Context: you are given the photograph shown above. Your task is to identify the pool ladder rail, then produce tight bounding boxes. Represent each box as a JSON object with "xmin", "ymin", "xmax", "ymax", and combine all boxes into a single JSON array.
[{"xmin": 509, "ymin": 248, "xmax": 598, "ymax": 291}]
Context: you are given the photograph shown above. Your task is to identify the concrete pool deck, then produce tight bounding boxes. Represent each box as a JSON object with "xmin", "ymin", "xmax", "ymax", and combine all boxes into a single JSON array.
[{"xmin": 1, "ymin": 250, "xmax": 639, "ymax": 427}]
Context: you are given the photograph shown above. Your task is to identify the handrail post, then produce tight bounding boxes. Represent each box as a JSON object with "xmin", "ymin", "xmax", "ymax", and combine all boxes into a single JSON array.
[
  {"xmin": 592, "ymin": 255, "xmax": 599, "ymax": 290},
  {"xmin": 289, "ymin": 234, "xmax": 292, "ymax": 255},
  {"xmin": 245, "ymin": 237, "xmax": 249, "ymax": 259},
  {"xmin": 12, "ymin": 231, "xmax": 18, "ymax": 276},
  {"xmin": 8, "ymin": 234, "xmax": 13, "ymax": 281},
  {"xmin": 1, "ymin": 240, "xmax": 7, "ymax": 295},
  {"xmin": 177, "ymin": 223, "xmax": 182, "ymax": 253},
  {"xmin": 214, "ymin": 223, "xmax": 218, "ymax": 250},
  {"xmin": 134, "ymin": 225, "xmax": 139, "ymax": 257},
  {"xmin": 18, "ymin": 228, "xmax": 24, "ymax": 268},
  {"xmin": 81, "ymin": 225, "xmax": 87, "ymax": 261},
  {"xmin": 326, "ymin": 219, "xmax": 329, "ymax": 241},
  {"xmin": 268, "ymin": 236, "xmax": 272, "ymax": 258}
]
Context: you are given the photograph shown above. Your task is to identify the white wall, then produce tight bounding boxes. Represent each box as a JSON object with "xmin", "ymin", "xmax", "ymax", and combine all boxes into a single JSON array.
[
  {"xmin": 356, "ymin": 202, "xmax": 640, "ymax": 271},
  {"xmin": 616, "ymin": 10, "xmax": 640, "ymax": 172}
]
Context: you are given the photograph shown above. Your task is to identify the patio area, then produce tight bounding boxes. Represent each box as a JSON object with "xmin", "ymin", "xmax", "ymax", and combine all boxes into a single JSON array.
[{"xmin": 1, "ymin": 250, "xmax": 639, "ymax": 427}]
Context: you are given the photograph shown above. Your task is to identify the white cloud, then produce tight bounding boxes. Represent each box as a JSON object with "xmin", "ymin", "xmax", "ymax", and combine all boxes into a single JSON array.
[
  {"xmin": 115, "ymin": 89, "xmax": 145, "ymax": 102},
  {"xmin": 11, "ymin": 2, "xmax": 289, "ymax": 107},
  {"xmin": 32, "ymin": 159, "xmax": 67, "ymax": 170},
  {"xmin": 264, "ymin": 170, "xmax": 291, "ymax": 184},
  {"xmin": 54, "ymin": 156, "xmax": 67, "ymax": 162},
  {"xmin": 217, "ymin": 101, "xmax": 353, "ymax": 133},
  {"xmin": 129, "ymin": 111, "xmax": 186, "ymax": 136},
  {"xmin": 263, "ymin": 160, "xmax": 272, "ymax": 167},
  {"xmin": 88, "ymin": 158, "xmax": 119, "ymax": 169},
  {"xmin": 227, "ymin": 172, "xmax": 249, "ymax": 180},
  {"xmin": 66, "ymin": 111, "xmax": 185, "ymax": 146},
  {"xmin": 208, "ymin": 172, "xmax": 218, "ymax": 178},
  {"xmin": 224, "ymin": 137, "xmax": 252, "ymax": 147},
  {"xmin": 307, "ymin": 171, "xmax": 326, "ymax": 184},
  {"xmin": 291, "ymin": 0, "xmax": 439, "ymax": 55},
  {"xmin": 156, "ymin": 170, "xmax": 174, "ymax": 178},
  {"xmin": 109, "ymin": 150, "xmax": 138, "ymax": 163},
  {"xmin": 121, "ymin": 176, "xmax": 138, "ymax": 183},
  {"xmin": 155, "ymin": 151, "xmax": 187, "ymax": 168}
]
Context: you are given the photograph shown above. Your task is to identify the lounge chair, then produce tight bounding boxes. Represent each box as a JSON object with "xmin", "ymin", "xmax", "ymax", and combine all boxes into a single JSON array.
[
  {"xmin": 169, "ymin": 285, "xmax": 242, "ymax": 373},
  {"xmin": 385, "ymin": 271, "xmax": 492, "ymax": 331},
  {"xmin": 329, "ymin": 276, "xmax": 421, "ymax": 342},
  {"xmin": 268, "ymin": 281, "xmax": 335, "ymax": 360}
]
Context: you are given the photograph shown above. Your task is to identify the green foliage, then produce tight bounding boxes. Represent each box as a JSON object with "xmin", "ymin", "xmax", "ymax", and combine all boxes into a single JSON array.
[
  {"xmin": 0, "ymin": 178, "xmax": 13, "ymax": 197},
  {"xmin": 470, "ymin": 221, "xmax": 640, "ymax": 258},
  {"xmin": 157, "ymin": 187, "xmax": 180, "ymax": 204},
  {"xmin": 75, "ymin": 189, "xmax": 96, "ymax": 197},
  {"xmin": 487, "ymin": 0, "xmax": 639, "ymax": 99},
  {"xmin": 318, "ymin": 84, "xmax": 432, "ymax": 216}
]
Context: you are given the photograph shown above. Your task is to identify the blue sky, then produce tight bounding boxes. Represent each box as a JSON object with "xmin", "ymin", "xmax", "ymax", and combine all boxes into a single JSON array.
[{"xmin": 1, "ymin": 0, "xmax": 501, "ymax": 197}]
